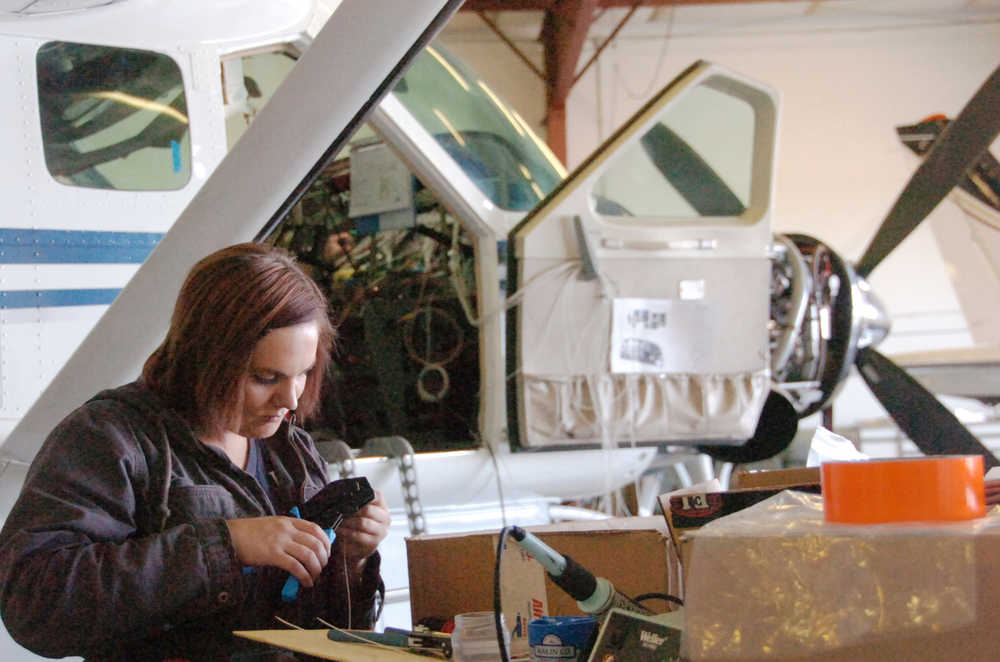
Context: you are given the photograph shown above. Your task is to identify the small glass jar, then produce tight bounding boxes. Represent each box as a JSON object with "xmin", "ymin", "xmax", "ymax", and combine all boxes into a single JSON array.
[{"xmin": 452, "ymin": 611, "xmax": 511, "ymax": 662}]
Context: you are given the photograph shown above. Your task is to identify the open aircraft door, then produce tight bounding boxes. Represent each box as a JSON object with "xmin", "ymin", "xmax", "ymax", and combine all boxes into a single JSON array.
[{"xmin": 509, "ymin": 61, "xmax": 780, "ymax": 453}]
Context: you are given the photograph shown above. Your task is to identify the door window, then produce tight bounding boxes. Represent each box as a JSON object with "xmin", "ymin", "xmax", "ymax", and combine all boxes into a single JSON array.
[{"xmin": 592, "ymin": 79, "xmax": 756, "ymax": 221}]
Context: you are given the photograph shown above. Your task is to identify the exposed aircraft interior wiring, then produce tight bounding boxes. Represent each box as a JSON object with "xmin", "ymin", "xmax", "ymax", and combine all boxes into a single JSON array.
[{"xmin": 269, "ymin": 162, "xmax": 480, "ymax": 452}]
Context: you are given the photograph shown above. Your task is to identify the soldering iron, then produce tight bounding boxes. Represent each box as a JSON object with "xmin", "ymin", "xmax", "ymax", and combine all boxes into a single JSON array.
[{"xmin": 508, "ymin": 525, "xmax": 652, "ymax": 618}]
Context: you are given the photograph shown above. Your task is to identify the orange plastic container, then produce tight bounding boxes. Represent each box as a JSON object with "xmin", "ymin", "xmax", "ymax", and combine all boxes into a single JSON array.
[{"xmin": 821, "ymin": 455, "xmax": 986, "ymax": 524}]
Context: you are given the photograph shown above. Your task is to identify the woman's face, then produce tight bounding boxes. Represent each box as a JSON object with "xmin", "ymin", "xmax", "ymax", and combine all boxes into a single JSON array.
[{"xmin": 236, "ymin": 320, "xmax": 319, "ymax": 440}]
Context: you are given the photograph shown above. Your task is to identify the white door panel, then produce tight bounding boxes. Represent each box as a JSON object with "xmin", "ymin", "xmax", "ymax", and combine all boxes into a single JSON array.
[{"xmin": 510, "ymin": 61, "xmax": 779, "ymax": 450}]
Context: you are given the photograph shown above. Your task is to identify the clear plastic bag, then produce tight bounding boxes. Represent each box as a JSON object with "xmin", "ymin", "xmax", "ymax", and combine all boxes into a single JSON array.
[
  {"xmin": 452, "ymin": 611, "xmax": 511, "ymax": 662},
  {"xmin": 682, "ymin": 490, "xmax": 1000, "ymax": 661}
]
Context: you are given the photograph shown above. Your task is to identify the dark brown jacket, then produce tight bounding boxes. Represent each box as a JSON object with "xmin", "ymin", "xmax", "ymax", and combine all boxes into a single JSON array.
[{"xmin": 0, "ymin": 381, "xmax": 382, "ymax": 661}]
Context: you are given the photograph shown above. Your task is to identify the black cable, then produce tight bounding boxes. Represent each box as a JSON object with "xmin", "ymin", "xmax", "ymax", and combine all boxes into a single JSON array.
[
  {"xmin": 634, "ymin": 592, "xmax": 684, "ymax": 607},
  {"xmin": 493, "ymin": 526, "xmax": 513, "ymax": 662}
]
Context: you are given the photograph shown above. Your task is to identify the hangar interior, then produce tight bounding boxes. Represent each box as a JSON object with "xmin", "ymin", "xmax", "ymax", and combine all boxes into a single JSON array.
[{"xmin": 0, "ymin": 1, "xmax": 999, "ymax": 660}]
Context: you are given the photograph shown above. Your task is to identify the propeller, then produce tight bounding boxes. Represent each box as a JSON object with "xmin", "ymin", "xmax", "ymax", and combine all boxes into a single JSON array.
[
  {"xmin": 703, "ymin": 64, "xmax": 1000, "ymax": 466},
  {"xmin": 848, "ymin": 64, "xmax": 1000, "ymax": 468},
  {"xmin": 856, "ymin": 346, "xmax": 999, "ymax": 470},
  {"xmin": 856, "ymin": 65, "xmax": 1000, "ymax": 278}
]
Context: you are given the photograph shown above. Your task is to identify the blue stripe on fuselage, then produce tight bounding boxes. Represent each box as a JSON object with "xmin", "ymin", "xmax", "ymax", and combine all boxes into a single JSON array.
[
  {"xmin": 0, "ymin": 229, "xmax": 162, "ymax": 308},
  {"xmin": 0, "ymin": 289, "xmax": 121, "ymax": 309},
  {"xmin": 0, "ymin": 228, "xmax": 162, "ymax": 264}
]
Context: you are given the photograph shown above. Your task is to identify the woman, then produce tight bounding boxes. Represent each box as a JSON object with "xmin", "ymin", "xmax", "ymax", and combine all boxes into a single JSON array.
[{"xmin": 0, "ymin": 243, "xmax": 390, "ymax": 661}]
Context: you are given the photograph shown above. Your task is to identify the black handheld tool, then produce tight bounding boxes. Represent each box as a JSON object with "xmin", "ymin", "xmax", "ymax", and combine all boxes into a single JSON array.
[
  {"xmin": 297, "ymin": 476, "xmax": 375, "ymax": 530},
  {"xmin": 280, "ymin": 477, "xmax": 376, "ymax": 603}
]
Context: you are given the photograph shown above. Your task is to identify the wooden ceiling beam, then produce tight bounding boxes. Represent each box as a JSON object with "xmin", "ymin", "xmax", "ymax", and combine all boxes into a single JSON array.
[
  {"xmin": 540, "ymin": 0, "xmax": 598, "ymax": 163},
  {"xmin": 542, "ymin": 0, "xmax": 598, "ymax": 107}
]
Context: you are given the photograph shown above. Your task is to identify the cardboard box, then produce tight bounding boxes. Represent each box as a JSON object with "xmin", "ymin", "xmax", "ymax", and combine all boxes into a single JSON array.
[
  {"xmin": 682, "ymin": 493, "xmax": 1000, "ymax": 661},
  {"xmin": 406, "ymin": 517, "xmax": 680, "ymax": 657},
  {"xmin": 730, "ymin": 466, "xmax": 820, "ymax": 490}
]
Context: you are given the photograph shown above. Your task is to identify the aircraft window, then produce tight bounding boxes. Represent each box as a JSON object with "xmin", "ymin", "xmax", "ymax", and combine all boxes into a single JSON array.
[
  {"xmin": 592, "ymin": 82, "xmax": 754, "ymax": 221},
  {"xmin": 36, "ymin": 41, "xmax": 191, "ymax": 190},
  {"xmin": 267, "ymin": 132, "xmax": 480, "ymax": 451},
  {"xmin": 222, "ymin": 49, "xmax": 298, "ymax": 150},
  {"xmin": 391, "ymin": 42, "xmax": 565, "ymax": 211}
]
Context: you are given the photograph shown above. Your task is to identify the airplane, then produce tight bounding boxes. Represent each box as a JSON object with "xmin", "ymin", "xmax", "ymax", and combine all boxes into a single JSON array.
[{"xmin": 0, "ymin": 0, "xmax": 998, "ymax": 656}]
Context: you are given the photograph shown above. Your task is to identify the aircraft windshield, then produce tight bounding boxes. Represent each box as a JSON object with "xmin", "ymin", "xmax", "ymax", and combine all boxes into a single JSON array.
[{"xmin": 391, "ymin": 43, "xmax": 565, "ymax": 211}]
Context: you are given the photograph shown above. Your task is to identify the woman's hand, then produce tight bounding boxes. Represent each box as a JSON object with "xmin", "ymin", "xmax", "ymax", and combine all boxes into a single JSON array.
[
  {"xmin": 225, "ymin": 516, "xmax": 332, "ymax": 587},
  {"xmin": 335, "ymin": 490, "xmax": 391, "ymax": 572}
]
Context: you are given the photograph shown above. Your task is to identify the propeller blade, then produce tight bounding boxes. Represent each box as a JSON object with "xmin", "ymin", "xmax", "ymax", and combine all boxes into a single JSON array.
[
  {"xmin": 855, "ymin": 346, "xmax": 999, "ymax": 470},
  {"xmin": 699, "ymin": 390, "xmax": 798, "ymax": 464},
  {"xmin": 856, "ymin": 65, "xmax": 1000, "ymax": 278}
]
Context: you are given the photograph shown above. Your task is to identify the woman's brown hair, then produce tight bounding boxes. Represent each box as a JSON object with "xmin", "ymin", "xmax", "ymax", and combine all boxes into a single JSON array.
[{"xmin": 142, "ymin": 242, "xmax": 334, "ymax": 438}]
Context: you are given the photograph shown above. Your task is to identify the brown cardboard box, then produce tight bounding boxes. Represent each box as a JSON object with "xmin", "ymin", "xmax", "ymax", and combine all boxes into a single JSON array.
[
  {"xmin": 406, "ymin": 517, "xmax": 680, "ymax": 657},
  {"xmin": 730, "ymin": 466, "xmax": 820, "ymax": 489}
]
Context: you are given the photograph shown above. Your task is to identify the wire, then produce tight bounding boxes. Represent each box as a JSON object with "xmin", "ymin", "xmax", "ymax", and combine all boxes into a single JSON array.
[
  {"xmin": 494, "ymin": 526, "xmax": 514, "ymax": 662},
  {"xmin": 401, "ymin": 306, "xmax": 465, "ymax": 366},
  {"xmin": 416, "ymin": 363, "xmax": 451, "ymax": 403},
  {"xmin": 634, "ymin": 592, "xmax": 684, "ymax": 607},
  {"xmin": 482, "ymin": 433, "xmax": 508, "ymax": 528},
  {"xmin": 343, "ymin": 552, "xmax": 352, "ymax": 628},
  {"xmin": 616, "ymin": 3, "xmax": 676, "ymax": 101},
  {"xmin": 274, "ymin": 615, "xmax": 304, "ymax": 630},
  {"xmin": 463, "ymin": 256, "xmax": 583, "ymax": 335},
  {"xmin": 448, "ymin": 217, "xmax": 482, "ymax": 328}
]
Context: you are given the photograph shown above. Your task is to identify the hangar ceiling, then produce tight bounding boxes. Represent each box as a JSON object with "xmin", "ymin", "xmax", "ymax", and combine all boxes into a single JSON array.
[
  {"xmin": 455, "ymin": 0, "xmax": 1000, "ymax": 163},
  {"xmin": 456, "ymin": 0, "xmax": 809, "ymax": 160}
]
